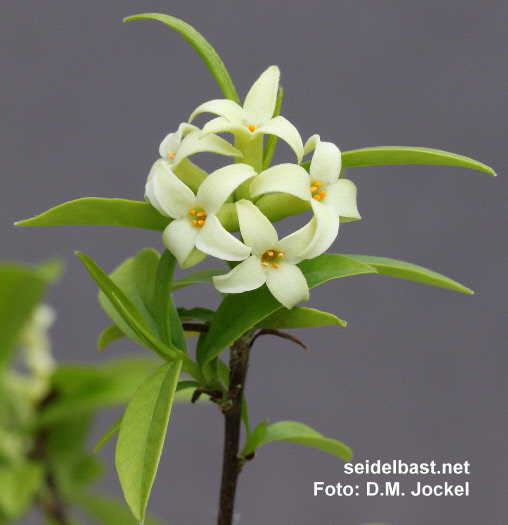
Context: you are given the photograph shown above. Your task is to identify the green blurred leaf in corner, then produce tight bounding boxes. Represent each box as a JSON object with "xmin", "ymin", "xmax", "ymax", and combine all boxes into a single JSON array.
[
  {"xmin": 300, "ymin": 146, "xmax": 495, "ymax": 175},
  {"xmin": 343, "ymin": 254, "xmax": 473, "ymax": 294},
  {"xmin": 199, "ymin": 254, "xmax": 375, "ymax": 365},
  {"xmin": 0, "ymin": 259, "xmax": 62, "ymax": 369},
  {"xmin": 116, "ymin": 360, "xmax": 182, "ymax": 523},
  {"xmin": 258, "ymin": 421, "xmax": 352, "ymax": 461},
  {"xmin": 124, "ymin": 13, "xmax": 240, "ymax": 104},
  {"xmin": 0, "ymin": 462, "xmax": 44, "ymax": 521},
  {"xmin": 95, "ymin": 413, "xmax": 124, "ymax": 453},
  {"xmin": 257, "ymin": 306, "xmax": 346, "ymax": 329}
]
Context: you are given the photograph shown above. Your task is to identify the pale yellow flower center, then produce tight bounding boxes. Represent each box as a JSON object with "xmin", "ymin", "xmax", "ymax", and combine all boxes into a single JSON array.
[
  {"xmin": 261, "ymin": 249, "xmax": 284, "ymax": 269},
  {"xmin": 310, "ymin": 181, "xmax": 326, "ymax": 201},
  {"xmin": 189, "ymin": 209, "xmax": 207, "ymax": 227}
]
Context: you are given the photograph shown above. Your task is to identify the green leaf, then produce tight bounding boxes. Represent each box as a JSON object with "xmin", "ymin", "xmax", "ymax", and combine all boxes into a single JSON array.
[
  {"xmin": 78, "ymin": 251, "xmax": 177, "ymax": 361},
  {"xmin": 301, "ymin": 146, "xmax": 495, "ymax": 175},
  {"xmin": 95, "ymin": 413, "xmax": 124, "ymax": 453},
  {"xmin": 172, "ymin": 268, "xmax": 228, "ymax": 291},
  {"xmin": 262, "ymin": 87, "xmax": 283, "ymax": 170},
  {"xmin": 74, "ymin": 492, "xmax": 164, "ymax": 525},
  {"xmin": 178, "ymin": 307, "xmax": 215, "ymax": 323},
  {"xmin": 16, "ymin": 197, "xmax": 170, "ymax": 229},
  {"xmin": 155, "ymin": 250, "xmax": 187, "ymax": 352},
  {"xmin": 0, "ymin": 462, "xmax": 44, "ymax": 520},
  {"xmin": 241, "ymin": 396, "xmax": 250, "ymax": 435},
  {"xmin": 38, "ymin": 357, "xmax": 162, "ymax": 425},
  {"xmin": 242, "ymin": 420, "xmax": 268, "ymax": 457},
  {"xmin": 116, "ymin": 360, "xmax": 182, "ymax": 522},
  {"xmin": 257, "ymin": 306, "xmax": 346, "ymax": 329},
  {"xmin": 259, "ymin": 421, "xmax": 352, "ymax": 461},
  {"xmin": 98, "ymin": 324, "xmax": 126, "ymax": 352},
  {"xmin": 125, "ymin": 13, "xmax": 240, "ymax": 103},
  {"xmin": 0, "ymin": 260, "xmax": 61, "ymax": 368},
  {"xmin": 199, "ymin": 255, "xmax": 375, "ymax": 365},
  {"xmin": 343, "ymin": 254, "xmax": 473, "ymax": 294}
]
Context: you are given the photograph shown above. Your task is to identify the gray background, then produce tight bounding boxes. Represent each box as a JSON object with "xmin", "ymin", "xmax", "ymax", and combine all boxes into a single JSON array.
[{"xmin": 2, "ymin": 1, "xmax": 506, "ymax": 524}]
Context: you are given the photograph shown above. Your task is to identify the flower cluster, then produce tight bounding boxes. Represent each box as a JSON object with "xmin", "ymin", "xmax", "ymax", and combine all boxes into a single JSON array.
[{"xmin": 145, "ymin": 67, "xmax": 360, "ymax": 309}]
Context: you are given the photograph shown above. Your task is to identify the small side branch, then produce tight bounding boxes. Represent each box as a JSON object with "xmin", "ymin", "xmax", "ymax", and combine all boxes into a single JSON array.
[{"xmin": 252, "ymin": 328, "xmax": 307, "ymax": 350}]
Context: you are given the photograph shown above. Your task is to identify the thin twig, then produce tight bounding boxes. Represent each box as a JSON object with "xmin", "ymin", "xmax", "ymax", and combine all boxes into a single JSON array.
[
  {"xmin": 252, "ymin": 328, "xmax": 308, "ymax": 350},
  {"xmin": 182, "ymin": 322, "xmax": 210, "ymax": 333}
]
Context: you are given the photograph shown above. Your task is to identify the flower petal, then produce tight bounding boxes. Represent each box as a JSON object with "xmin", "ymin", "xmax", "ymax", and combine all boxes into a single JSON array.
[
  {"xmin": 159, "ymin": 123, "xmax": 198, "ymax": 159},
  {"xmin": 152, "ymin": 161, "xmax": 196, "ymax": 218},
  {"xmin": 145, "ymin": 174, "xmax": 169, "ymax": 217},
  {"xmin": 309, "ymin": 140, "xmax": 341, "ymax": 184},
  {"xmin": 200, "ymin": 117, "xmax": 252, "ymax": 140},
  {"xmin": 162, "ymin": 219, "xmax": 198, "ymax": 267},
  {"xmin": 297, "ymin": 199, "xmax": 340, "ymax": 260},
  {"xmin": 304, "ymin": 134, "xmax": 320, "ymax": 155},
  {"xmin": 266, "ymin": 263, "xmax": 309, "ymax": 309},
  {"xmin": 236, "ymin": 200, "xmax": 278, "ymax": 255},
  {"xmin": 173, "ymin": 130, "xmax": 242, "ymax": 167},
  {"xmin": 325, "ymin": 179, "xmax": 361, "ymax": 220},
  {"xmin": 189, "ymin": 99, "xmax": 244, "ymax": 124},
  {"xmin": 197, "ymin": 164, "xmax": 256, "ymax": 215},
  {"xmin": 213, "ymin": 255, "xmax": 267, "ymax": 294},
  {"xmin": 255, "ymin": 116, "xmax": 304, "ymax": 163},
  {"xmin": 278, "ymin": 218, "xmax": 318, "ymax": 264},
  {"xmin": 250, "ymin": 163, "xmax": 311, "ymax": 201},
  {"xmin": 196, "ymin": 215, "xmax": 251, "ymax": 261},
  {"xmin": 243, "ymin": 66, "xmax": 280, "ymax": 125}
]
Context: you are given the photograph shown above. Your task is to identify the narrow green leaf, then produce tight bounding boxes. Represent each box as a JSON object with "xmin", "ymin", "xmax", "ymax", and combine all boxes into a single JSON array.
[
  {"xmin": 257, "ymin": 306, "xmax": 346, "ymax": 329},
  {"xmin": 98, "ymin": 324, "xmax": 125, "ymax": 352},
  {"xmin": 172, "ymin": 268, "xmax": 228, "ymax": 291},
  {"xmin": 155, "ymin": 250, "xmax": 187, "ymax": 352},
  {"xmin": 301, "ymin": 146, "xmax": 495, "ymax": 175},
  {"xmin": 16, "ymin": 197, "xmax": 170, "ymax": 230},
  {"xmin": 242, "ymin": 420, "xmax": 268, "ymax": 457},
  {"xmin": 241, "ymin": 396, "xmax": 250, "ymax": 435},
  {"xmin": 77, "ymin": 251, "xmax": 177, "ymax": 361},
  {"xmin": 116, "ymin": 360, "xmax": 182, "ymax": 522},
  {"xmin": 74, "ymin": 492, "xmax": 164, "ymax": 525},
  {"xmin": 95, "ymin": 414, "xmax": 124, "ymax": 453},
  {"xmin": 259, "ymin": 421, "xmax": 352, "ymax": 461},
  {"xmin": 343, "ymin": 254, "xmax": 473, "ymax": 294},
  {"xmin": 199, "ymin": 255, "xmax": 375, "ymax": 365},
  {"xmin": 125, "ymin": 13, "xmax": 240, "ymax": 103},
  {"xmin": 262, "ymin": 88, "xmax": 283, "ymax": 170}
]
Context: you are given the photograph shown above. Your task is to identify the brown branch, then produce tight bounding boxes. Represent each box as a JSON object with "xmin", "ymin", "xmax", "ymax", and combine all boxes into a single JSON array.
[
  {"xmin": 182, "ymin": 322, "xmax": 210, "ymax": 333},
  {"xmin": 252, "ymin": 328, "xmax": 308, "ymax": 350},
  {"xmin": 217, "ymin": 329, "xmax": 255, "ymax": 525}
]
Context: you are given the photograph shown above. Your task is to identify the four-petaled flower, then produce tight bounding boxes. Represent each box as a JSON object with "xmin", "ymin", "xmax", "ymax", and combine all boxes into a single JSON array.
[
  {"xmin": 213, "ymin": 200, "xmax": 318, "ymax": 309},
  {"xmin": 189, "ymin": 66, "xmax": 304, "ymax": 163},
  {"xmin": 146, "ymin": 162, "xmax": 255, "ymax": 268},
  {"xmin": 249, "ymin": 135, "xmax": 360, "ymax": 259}
]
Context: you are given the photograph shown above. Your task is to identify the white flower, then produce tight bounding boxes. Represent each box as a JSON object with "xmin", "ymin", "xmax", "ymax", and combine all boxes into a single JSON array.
[
  {"xmin": 188, "ymin": 66, "xmax": 304, "ymax": 163},
  {"xmin": 158, "ymin": 122, "xmax": 242, "ymax": 169},
  {"xmin": 213, "ymin": 200, "xmax": 315, "ymax": 309},
  {"xmin": 146, "ymin": 162, "xmax": 255, "ymax": 268},
  {"xmin": 249, "ymin": 135, "xmax": 360, "ymax": 259}
]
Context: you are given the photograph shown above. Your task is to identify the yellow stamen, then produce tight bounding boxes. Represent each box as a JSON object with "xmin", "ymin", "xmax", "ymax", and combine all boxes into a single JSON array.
[
  {"xmin": 248, "ymin": 124, "xmax": 259, "ymax": 132},
  {"xmin": 193, "ymin": 220, "xmax": 198, "ymax": 226},
  {"xmin": 262, "ymin": 253, "xmax": 269, "ymax": 260},
  {"xmin": 189, "ymin": 209, "xmax": 196, "ymax": 215},
  {"xmin": 315, "ymin": 181, "xmax": 322, "ymax": 187},
  {"xmin": 168, "ymin": 152, "xmax": 176, "ymax": 159},
  {"xmin": 313, "ymin": 195, "xmax": 321, "ymax": 201},
  {"xmin": 197, "ymin": 211, "xmax": 206, "ymax": 217},
  {"xmin": 262, "ymin": 262, "xmax": 269, "ymax": 267},
  {"xmin": 267, "ymin": 250, "xmax": 274, "ymax": 257},
  {"xmin": 310, "ymin": 186, "xmax": 317, "ymax": 193},
  {"xmin": 198, "ymin": 220, "xmax": 205, "ymax": 227},
  {"xmin": 320, "ymin": 191, "xmax": 326, "ymax": 198},
  {"xmin": 278, "ymin": 252, "xmax": 284, "ymax": 258},
  {"xmin": 272, "ymin": 263, "xmax": 279, "ymax": 268}
]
